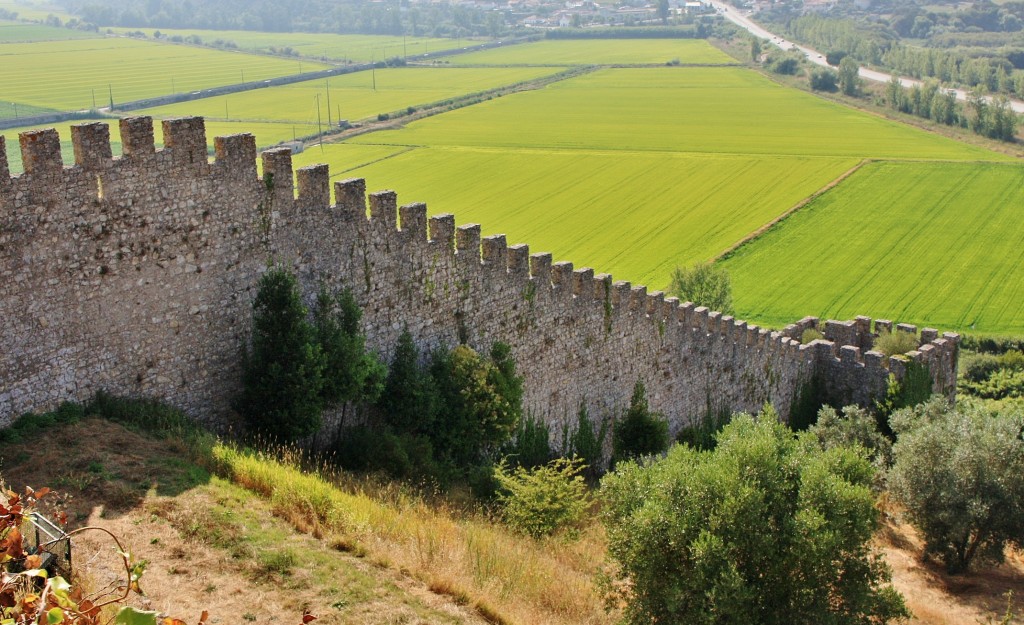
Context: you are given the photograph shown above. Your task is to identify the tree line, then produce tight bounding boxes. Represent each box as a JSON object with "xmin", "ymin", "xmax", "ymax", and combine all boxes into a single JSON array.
[{"xmin": 61, "ymin": 0, "xmax": 504, "ymax": 37}]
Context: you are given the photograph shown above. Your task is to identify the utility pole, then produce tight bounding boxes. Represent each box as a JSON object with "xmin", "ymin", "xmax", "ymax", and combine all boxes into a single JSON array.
[
  {"xmin": 225, "ymin": 100, "xmax": 229, "ymax": 120},
  {"xmin": 316, "ymin": 93, "xmax": 323, "ymax": 150},
  {"xmin": 371, "ymin": 50, "xmax": 377, "ymax": 91},
  {"xmin": 91, "ymin": 89, "xmax": 96, "ymax": 110},
  {"xmin": 326, "ymin": 80, "xmax": 332, "ymax": 128},
  {"xmin": 108, "ymin": 84, "xmax": 114, "ymax": 110},
  {"xmin": 403, "ymin": 35, "xmax": 407, "ymax": 60}
]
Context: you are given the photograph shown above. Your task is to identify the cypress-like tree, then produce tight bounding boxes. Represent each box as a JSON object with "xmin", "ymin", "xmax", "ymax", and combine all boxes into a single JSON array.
[
  {"xmin": 378, "ymin": 329, "xmax": 436, "ymax": 436},
  {"xmin": 612, "ymin": 380, "xmax": 669, "ymax": 465},
  {"xmin": 315, "ymin": 286, "xmax": 386, "ymax": 412},
  {"xmin": 237, "ymin": 267, "xmax": 325, "ymax": 441}
]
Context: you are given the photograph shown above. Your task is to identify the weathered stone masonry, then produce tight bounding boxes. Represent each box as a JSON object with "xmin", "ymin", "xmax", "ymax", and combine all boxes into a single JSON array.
[{"xmin": 0, "ymin": 117, "xmax": 960, "ymax": 429}]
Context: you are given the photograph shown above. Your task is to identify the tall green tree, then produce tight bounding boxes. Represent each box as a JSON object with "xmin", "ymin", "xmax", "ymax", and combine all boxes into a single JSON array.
[
  {"xmin": 431, "ymin": 343, "xmax": 522, "ymax": 468},
  {"xmin": 838, "ymin": 56, "xmax": 861, "ymax": 96},
  {"xmin": 314, "ymin": 286, "xmax": 386, "ymax": 417},
  {"xmin": 377, "ymin": 328, "xmax": 437, "ymax": 436},
  {"xmin": 237, "ymin": 267, "xmax": 325, "ymax": 441},
  {"xmin": 602, "ymin": 411, "xmax": 909, "ymax": 625}
]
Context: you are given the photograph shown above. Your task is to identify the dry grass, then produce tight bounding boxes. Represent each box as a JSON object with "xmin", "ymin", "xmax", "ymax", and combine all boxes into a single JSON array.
[
  {"xmin": 210, "ymin": 443, "xmax": 613, "ymax": 625},
  {"xmin": 877, "ymin": 501, "xmax": 1024, "ymax": 624}
]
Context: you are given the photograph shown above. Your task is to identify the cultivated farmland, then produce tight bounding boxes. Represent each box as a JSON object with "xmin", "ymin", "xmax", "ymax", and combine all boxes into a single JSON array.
[
  {"xmin": 342, "ymin": 147, "xmax": 857, "ymax": 286},
  {"xmin": 350, "ymin": 67, "xmax": 1009, "ymax": 160},
  {"xmin": 453, "ymin": 38, "xmax": 735, "ymax": 66},
  {"xmin": 135, "ymin": 66, "xmax": 564, "ymax": 127},
  {"xmin": 0, "ymin": 37, "xmax": 327, "ymax": 115},
  {"xmin": 107, "ymin": 29, "xmax": 470, "ymax": 63},
  {"xmin": 722, "ymin": 161, "xmax": 1024, "ymax": 335}
]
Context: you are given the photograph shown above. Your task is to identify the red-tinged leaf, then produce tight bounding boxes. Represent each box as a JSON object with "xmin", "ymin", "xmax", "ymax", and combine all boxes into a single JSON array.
[
  {"xmin": 24, "ymin": 555, "xmax": 42, "ymax": 569},
  {"xmin": 160, "ymin": 617, "xmax": 186, "ymax": 625},
  {"xmin": 35, "ymin": 488, "xmax": 50, "ymax": 500},
  {"xmin": 199, "ymin": 610, "xmax": 209, "ymax": 624},
  {"xmin": 79, "ymin": 600, "xmax": 100, "ymax": 618},
  {"xmin": 301, "ymin": 612, "xmax": 317, "ymax": 624},
  {"xmin": 55, "ymin": 512, "xmax": 68, "ymax": 526},
  {"xmin": 2, "ymin": 528, "xmax": 23, "ymax": 559}
]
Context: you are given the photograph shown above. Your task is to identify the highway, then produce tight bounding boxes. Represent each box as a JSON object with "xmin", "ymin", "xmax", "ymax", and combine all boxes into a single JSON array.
[{"xmin": 707, "ymin": 0, "xmax": 1024, "ymax": 114}]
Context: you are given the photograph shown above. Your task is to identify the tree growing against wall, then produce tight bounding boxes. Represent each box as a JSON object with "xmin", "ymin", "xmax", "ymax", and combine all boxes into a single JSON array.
[
  {"xmin": 612, "ymin": 381, "xmax": 669, "ymax": 465},
  {"xmin": 314, "ymin": 286, "xmax": 386, "ymax": 419},
  {"xmin": 377, "ymin": 328, "xmax": 437, "ymax": 436},
  {"xmin": 237, "ymin": 267, "xmax": 325, "ymax": 442},
  {"xmin": 602, "ymin": 410, "xmax": 909, "ymax": 625},
  {"xmin": 667, "ymin": 262, "xmax": 733, "ymax": 314}
]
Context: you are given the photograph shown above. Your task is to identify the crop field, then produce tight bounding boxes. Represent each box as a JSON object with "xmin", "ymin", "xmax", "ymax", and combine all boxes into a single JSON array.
[
  {"xmin": 0, "ymin": 20, "xmax": 97, "ymax": 42},
  {"xmin": 350, "ymin": 67, "xmax": 1009, "ymax": 161},
  {"xmin": 721, "ymin": 161, "xmax": 1024, "ymax": 335},
  {"xmin": 135, "ymin": 66, "xmax": 563, "ymax": 126},
  {"xmin": 0, "ymin": 38, "xmax": 327, "ymax": 115},
  {"xmin": 107, "ymin": 29, "xmax": 471, "ymax": 63},
  {"xmin": 317, "ymin": 147, "xmax": 854, "ymax": 286},
  {"xmin": 453, "ymin": 39, "xmax": 736, "ymax": 66}
]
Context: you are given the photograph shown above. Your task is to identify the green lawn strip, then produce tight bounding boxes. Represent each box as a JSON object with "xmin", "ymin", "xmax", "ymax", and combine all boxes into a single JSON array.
[
  {"xmin": 0, "ymin": 38, "xmax": 329, "ymax": 112},
  {"xmin": 452, "ymin": 39, "xmax": 735, "ymax": 66},
  {"xmin": 722, "ymin": 161, "xmax": 1024, "ymax": 335},
  {"xmin": 339, "ymin": 145, "xmax": 856, "ymax": 288}
]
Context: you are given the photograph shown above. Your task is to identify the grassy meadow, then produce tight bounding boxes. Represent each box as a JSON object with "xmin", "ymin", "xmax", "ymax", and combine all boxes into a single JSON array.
[
  {"xmin": 0, "ymin": 37, "xmax": 327, "ymax": 115},
  {"xmin": 452, "ymin": 38, "xmax": 735, "ymax": 66},
  {"xmin": 349, "ymin": 67, "xmax": 1009, "ymax": 160},
  {"xmin": 722, "ymin": 161, "xmax": 1024, "ymax": 335},
  {"xmin": 135, "ymin": 66, "xmax": 563, "ymax": 126},
  {"xmin": 108, "ymin": 29, "xmax": 471, "ymax": 63},
  {"xmin": 0, "ymin": 0, "xmax": 74, "ymax": 22}
]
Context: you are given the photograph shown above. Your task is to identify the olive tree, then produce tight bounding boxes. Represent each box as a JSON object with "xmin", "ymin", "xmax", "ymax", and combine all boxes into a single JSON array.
[
  {"xmin": 602, "ymin": 410, "xmax": 908, "ymax": 625},
  {"xmin": 889, "ymin": 398, "xmax": 1024, "ymax": 574}
]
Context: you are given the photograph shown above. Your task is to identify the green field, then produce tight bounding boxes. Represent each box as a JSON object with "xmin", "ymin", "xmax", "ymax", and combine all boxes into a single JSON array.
[
  {"xmin": 107, "ymin": 29, "xmax": 471, "ymax": 63},
  {"xmin": 0, "ymin": 20, "xmax": 97, "ymax": 41},
  {"xmin": 336, "ymin": 147, "xmax": 856, "ymax": 286},
  {"xmin": 135, "ymin": 66, "xmax": 563, "ymax": 126},
  {"xmin": 722, "ymin": 161, "xmax": 1024, "ymax": 335},
  {"xmin": 453, "ymin": 39, "xmax": 736, "ymax": 66},
  {"xmin": 0, "ymin": 38, "xmax": 327, "ymax": 115},
  {"xmin": 350, "ymin": 68, "xmax": 1009, "ymax": 160}
]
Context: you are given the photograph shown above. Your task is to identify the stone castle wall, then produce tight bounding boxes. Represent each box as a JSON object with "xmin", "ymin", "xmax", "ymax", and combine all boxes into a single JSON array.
[{"xmin": 0, "ymin": 117, "xmax": 960, "ymax": 430}]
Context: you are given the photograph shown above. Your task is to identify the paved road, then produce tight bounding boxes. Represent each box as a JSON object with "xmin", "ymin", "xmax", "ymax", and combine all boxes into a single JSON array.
[{"xmin": 707, "ymin": 0, "xmax": 1024, "ymax": 114}]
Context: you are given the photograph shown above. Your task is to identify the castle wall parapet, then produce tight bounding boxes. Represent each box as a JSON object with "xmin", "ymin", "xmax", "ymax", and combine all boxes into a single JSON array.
[{"xmin": 0, "ymin": 118, "xmax": 960, "ymax": 428}]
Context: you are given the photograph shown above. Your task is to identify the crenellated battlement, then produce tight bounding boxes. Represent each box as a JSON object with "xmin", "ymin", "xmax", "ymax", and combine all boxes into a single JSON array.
[{"xmin": 0, "ymin": 117, "xmax": 959, "ymax": 428}]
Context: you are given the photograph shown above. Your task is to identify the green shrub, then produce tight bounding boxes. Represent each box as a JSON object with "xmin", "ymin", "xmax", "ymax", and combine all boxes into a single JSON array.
[
  {"xmin": 960, "ymin": 349, "xmax": 1024, "ymax": 400},
  {"xmin": 875, "ymin": 361, "xmax": 933, "ymax": 427},
  {"xmin": 612, "ymin": 381, "xmax": 669, "ymax": 465},
  {"xmin": 315, "ymin": 286, "xmax": 386, "ymax": 411},
  {"xmin": 0, "ymin": 401, "xmax": 85, "ymax": 443},
  {"xmin": 505, "ymin": 414, "xmax": 551, "ymax": 470},
  {"xmin": 675, "ymin": 407, "xmax": 731, "ymax": 451},
  {"xmin": 874, "ymin": 330, "xmax": 919, "ymax": 357},
  {"xmin": 88, "ymin": 392, "xmax": 196, "ymax": 437},
  {"xmin": 430, "ymin": 344, "xmax": 521, "ymax": 469},
  {"xmin": 495, "ymin": 458, "xmax": 589, "ymax": 538},
  {"xmin": 334, "ymin": 425, "xmax": 436, "ymax": 479},
  {"xmin": 889, "ymin": 398, "xmax": 1024, "ymax": 574},
  {"xmin": 667, "ymin": 262, "xmax": 733, "ymax": 314},
  {"xmin": 602, "ymin": 410, "xmax": 907, "ymax": 625},
  {"xmin": 801, "ymin": 327, "xmax": 824, "ymax": 344},
  {"xmin": 565, "ymin": 403, "xmax": 609, "ymax": 480},
  {"xmin": 809, "ymin": 404, "xmax": 892, "ymax": 471},
  {"xmin": 809, "ymin": 68, "xmax": 838, "ymax": 91}
]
